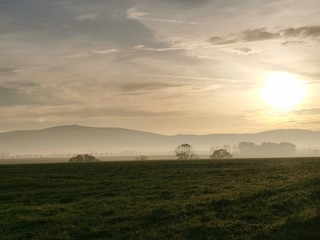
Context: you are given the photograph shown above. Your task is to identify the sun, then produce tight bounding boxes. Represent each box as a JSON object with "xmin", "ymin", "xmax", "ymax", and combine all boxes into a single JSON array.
[{"xmin": 260, "ymin": 72, "xmax": 306, "ymax": 110}]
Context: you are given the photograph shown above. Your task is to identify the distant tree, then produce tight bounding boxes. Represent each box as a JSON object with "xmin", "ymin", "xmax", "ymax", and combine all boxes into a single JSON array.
[
  {"xmin": 238, "ymin": 141, "xmax": 297, "ymax": 157},
  {"xmin": 279, "ymin": 142, "xmax": 296, "ymax": 155},
  {"xmin": 135, "ymin": 155, "xmax": 148, "ymax": 161},
  {"xmin": 175, "ymin": 144, "xmax": 198, "ymax": 160},
  {"xmin": 0, "ymin": 152, "xmax": 10, "ymax": 158},
  {"xmin": 210, "ymin": 149, "xmax": 233, "ymax": 159},
  {"xmin": 223, "ymin": 144, "xmax": 231, "ymax": 152},
  {"xmin": 260, "ymin": 142, "xmax": 279, "ymax": 151},
  {"xmin": 238, "ymin": 142, "xmax": 257, "ymax": 155},
  {"xmin": 69, "ymin": 154, "xmax": 100, "ymax": 163}
]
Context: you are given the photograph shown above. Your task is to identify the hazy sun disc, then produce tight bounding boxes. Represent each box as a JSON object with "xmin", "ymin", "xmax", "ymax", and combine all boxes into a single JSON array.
[{"xmin": 260, "ymin": 72, "xmax": 306, "ymax": 110}]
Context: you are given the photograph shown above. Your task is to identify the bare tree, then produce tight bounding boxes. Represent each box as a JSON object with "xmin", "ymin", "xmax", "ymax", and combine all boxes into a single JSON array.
[{"xmin": 175, "ymin": 144, "xmax": 198, "ymax": 160}]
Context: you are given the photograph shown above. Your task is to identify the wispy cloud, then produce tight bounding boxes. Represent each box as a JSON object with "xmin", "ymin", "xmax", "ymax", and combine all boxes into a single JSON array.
[
  {"xmin": 135, "ymin": 17, "xmax": 203, "ymax": 25},
  {"xmin": 47, "ymin": 106, "xmax": 184, "ymax": 118},
  {"xmin": 133, "ymin": 45, "xmax": 184, "ymax": 52},
  {"xmin": 166, "ymin": 0, "xmax": 209, "ymax": 6},
  {"xmin": 222, "ymin": 47, "xmax": 258, "ymax": 55},
  {"xmin": 282, "ymin": 26, "xmax": 320, "ymax": 39},
  {"xmin": 291, "ymin": 108, "xmax": 320, "ymax": 116},
  {"xmin": 209, "ymin": 28, "xmax": 280, "ymax": 45},
  {"xmin": 127, "ymin": 7, "xmax": 204, "ymax": 25},
  {"xmin": 120, "ymin": 73, "xmax": 236, "ymax": 84},
  {"xmin": 0, "ymin": 66, "xmax": 19, "ymax": 76},
  {"xmin": 126, "ymin": 7, "xmax": 149, "ymax": 18},
  {"xmin": 208, "ymin": 25, "xmax": 320, "ymax": 46},
  {"xmin": 66, "ymin": 48, "xmax": 119, "ymax": 59},
  {"xmin": 76, "ymin": 13, "xmax": 99, "ymax": 21},
  {"xmin": 92, "ymin": 49, "xmax": 119, "ymax": 54},
  {"xmin": 282, "ymin": 40, "xmax": 306, "ymax": 46},
  {"xmin": 117, "ymin": 81, "xmax": 185, "ymax": 92}
]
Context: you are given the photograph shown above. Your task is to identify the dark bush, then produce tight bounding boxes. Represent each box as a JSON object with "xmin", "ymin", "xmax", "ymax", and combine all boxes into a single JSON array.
[
  {"xmin": 210, "ymin": 149, "xmax": 233, "ymax": 159},
  {"xmin": 69, "ymin": 154, "xmax": 100, "ymax": 163}
]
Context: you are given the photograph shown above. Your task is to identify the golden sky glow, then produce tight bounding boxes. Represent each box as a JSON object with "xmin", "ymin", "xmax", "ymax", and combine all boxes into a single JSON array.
[
  {"xmin": 0, "ymin": 0, "xmax": 319, "ymax": 134},
  {"xmin": 260, "ymin": 72, "xmax": 307, "ymax": 111}
]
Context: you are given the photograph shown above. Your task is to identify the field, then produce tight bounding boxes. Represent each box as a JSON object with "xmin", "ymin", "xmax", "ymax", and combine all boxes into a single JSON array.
[{"xmin": 1, "ymin": 158, "xmax": 320, "ymax": 240}]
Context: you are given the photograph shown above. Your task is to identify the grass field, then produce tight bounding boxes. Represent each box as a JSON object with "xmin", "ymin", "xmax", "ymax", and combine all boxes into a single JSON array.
[{"xmin": 1, "ymin": 158, "xmax": 320, "ymax": 240}]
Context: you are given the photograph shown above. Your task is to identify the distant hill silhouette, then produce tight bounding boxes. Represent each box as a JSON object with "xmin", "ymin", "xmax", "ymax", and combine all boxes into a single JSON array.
[{"xmin": 0, "ymin": 125, "xmax": 319, "ymax": 155}]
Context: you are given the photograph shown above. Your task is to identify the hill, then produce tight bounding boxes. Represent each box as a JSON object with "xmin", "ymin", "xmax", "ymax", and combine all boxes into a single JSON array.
[{"xmin": 0, "ymin": 125, "xmax": 320, "ymax": 155}]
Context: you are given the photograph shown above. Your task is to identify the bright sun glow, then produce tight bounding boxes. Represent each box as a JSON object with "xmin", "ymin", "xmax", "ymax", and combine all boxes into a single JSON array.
[{"xmin": 260, "ymin": 72, "xmax": 306, "ymax": 110}]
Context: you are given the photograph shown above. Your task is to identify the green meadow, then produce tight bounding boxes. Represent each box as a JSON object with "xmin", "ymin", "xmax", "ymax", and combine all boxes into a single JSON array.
[{"xmin": 1, "ymin": 158, "xmax": 320, "ymax": 240}]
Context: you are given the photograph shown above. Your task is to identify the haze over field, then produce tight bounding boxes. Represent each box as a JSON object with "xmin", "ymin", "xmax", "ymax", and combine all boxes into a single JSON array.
[
  {"xmin": 0, "ymin": 125, "xmax": 319, "ymax": 157},
  {"xmin": 0, "ymin": 0, "xmax": 320, "ymax": 135}
]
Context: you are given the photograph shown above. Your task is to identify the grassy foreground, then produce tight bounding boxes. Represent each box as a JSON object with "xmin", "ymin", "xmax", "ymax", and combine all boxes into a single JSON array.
[{"xmin": 0, "ymin": 158, "xmax": 320, "ymax": 240}]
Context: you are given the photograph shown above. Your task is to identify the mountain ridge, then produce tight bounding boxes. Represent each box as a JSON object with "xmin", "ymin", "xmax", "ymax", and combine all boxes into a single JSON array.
[
  {"xmin": 1, "ymin": 125, "xmax": 317, "ymax": 136},
  {"xmin": 0, "ymin": 125, "xmax": 319, "ymax": 155}
]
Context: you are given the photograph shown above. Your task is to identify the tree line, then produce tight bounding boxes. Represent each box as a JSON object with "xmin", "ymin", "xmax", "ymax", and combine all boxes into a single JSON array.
[
  {"xmin": 238, "ymin": 141, "xmax": 296, "ymax": 157},
  {"xmin": 65, "ymin": 141, "xmax": 296, "ymax": 162},
  {"xmin": 174, "ymin": 141, "xmax": 296, "ymax": 160},
  {"xmin": 175, "ymin": 143, "xmax": 232, "ymax": 160}
]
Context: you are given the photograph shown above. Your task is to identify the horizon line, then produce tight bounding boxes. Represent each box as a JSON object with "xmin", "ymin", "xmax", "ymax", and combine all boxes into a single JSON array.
[{"xmin": 0, "ymin": 124, "xmax": 316, "ymax": 136}]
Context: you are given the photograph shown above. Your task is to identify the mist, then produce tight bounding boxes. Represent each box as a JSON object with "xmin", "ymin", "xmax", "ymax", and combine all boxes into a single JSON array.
[{"xmin": 1, "ymin": 125, "xmax": 319, "ymax": 162}]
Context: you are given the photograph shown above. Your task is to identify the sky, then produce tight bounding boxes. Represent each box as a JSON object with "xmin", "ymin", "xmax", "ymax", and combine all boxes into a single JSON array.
[{"xmin": 0, "ymin": 0, "xmax": 320, "ymax": 134}]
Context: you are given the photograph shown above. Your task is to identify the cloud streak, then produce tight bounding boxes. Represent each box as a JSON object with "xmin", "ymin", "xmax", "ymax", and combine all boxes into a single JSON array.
[
  {"xmin": 208, "ymin": 26, "xmax": 320, "ymax": 45},
  {"xmin": 127, "ymin": 7, "xmax": 205, "ymax": 25},
  {"xmin": 291, "ymin": 108, "xmax": 320, "ymax": 116},
  {"xmin": 76, "ymin": 13, "xmax": 99, "ymax": 21},
  {"xmin": 222, "ymin": 47, "xmax": 257, "ymax": 55},
  {"xmin": 282, "ymin": 26, "xmax": 320, "ymax": 39},
  {"xmin": 118, "ymin": 81, "xmax": 185, "ymax": 92}
]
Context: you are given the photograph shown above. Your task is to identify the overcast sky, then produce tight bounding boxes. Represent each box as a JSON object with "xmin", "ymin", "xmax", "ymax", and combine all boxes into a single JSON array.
[{"xmin": 0, "ymin": 0, "xmax": 319, "ymax": 134}]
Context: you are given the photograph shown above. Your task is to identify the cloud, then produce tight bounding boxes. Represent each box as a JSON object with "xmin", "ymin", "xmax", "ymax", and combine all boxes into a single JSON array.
[
  {"xmin": 0, "ymin": 87, "xmax": 24, "ymax": 106},
  {"xmin": 92, "ymin": 49, "xmax": 119, "ymax": 54},
  {"xmin": 134, "ymin": 17, "xmax": 203, "ymax": 25},
  {"xmin": 126, "ymin": 7, "xmax": 149, "ymax": 18},
  {"xmin": 209, "ymin": 28, "xmax": 280, "ymax": 45},
  {"xmin": 0, "ymin": 66, "xmax": 19, "ymax": 76},
  {"xmin": 0, "ymin": 80, "xmax": 73, "ymax": 107},
  {"xmin": 282, "ymin": 26, "xmax": 320, "ymax": 39},
  {"xmin": 66, "ymin": 49, "xmax": 119, "ymax": 58},
  {"xmin": 159, "ymin": 0, "xmax": 209, "ymax": 7},
  {"xmin": 76, "ymin": 13, "xmax": 99, "ymax": 21},
  {"xmin": 0, "ymin": 103, "xmax": 183, "ymax": 120},
  {"xmin": 126, "ymin": 7, "xmax": 203, "ymax": 25},
  {"xmin": 117, "ymin": 81, "xmax": 185, "ymax": 92},
  {"xmin": 0, "ymin": 1, "xmax": 160, "ymax": 48},
  {"xmin": 169, "ymin": 0, "xmax": 208, "ymax": 4},
  {"xmin": 300, "ymin": 121, "xmax": 320, "ymax": 125},
  {"xmin": 282, "ymin": 40, "xmax": 306, "ymax": 46},
  {"xmin": 208, "ymin": 25, "xmax": 320, "ymax": 46},
  {"xmin": 291, "ymin": 108, "xmax": 320, "ymax": 116},
  {"xmin": 240, "ymin": 28, "xmax": 281, "ymax": 42},
  {"xmin": 1, "ymin": 0, "xmax": 319, "ymax": 133},
  {"xmin": 133, "ymin": 45, "xmax": 184, "ymax": 52},
  {"xmin": 223, "ymin": 47, "xmax": 257, "ymax": 55},
  {"xmin": 24, "ymin": 105, "xmax": 182, "ymax": 118},
  {"xmin": 0, "ymin": 86, "xmax": 36, "ymax": 106}
]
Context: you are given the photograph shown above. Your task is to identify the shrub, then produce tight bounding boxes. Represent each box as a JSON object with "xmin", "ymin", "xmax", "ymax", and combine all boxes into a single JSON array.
[
  {"xmin": 210, "ymin": 149, "xmax": 232, "ymax": 159},
  {"xmin": 69, "ymin": 154, "xmax": 100, "ymax": 163}
]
